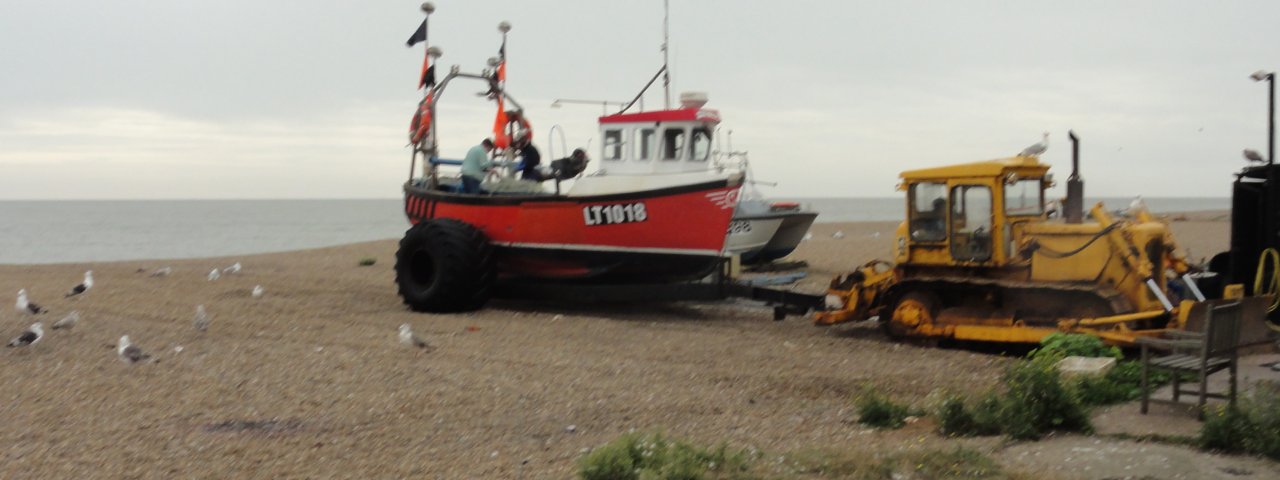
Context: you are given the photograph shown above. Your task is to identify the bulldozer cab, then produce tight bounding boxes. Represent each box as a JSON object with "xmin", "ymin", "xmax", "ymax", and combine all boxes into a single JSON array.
[{"xmin": 898, "ymin": 156, "xmax": 1051, "ymax": 268}]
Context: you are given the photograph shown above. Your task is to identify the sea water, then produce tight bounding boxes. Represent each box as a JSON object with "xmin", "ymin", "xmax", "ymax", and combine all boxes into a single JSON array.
[{"xmin": 0, "ymin": 197, "xmax": 1228, "ymax": 264}]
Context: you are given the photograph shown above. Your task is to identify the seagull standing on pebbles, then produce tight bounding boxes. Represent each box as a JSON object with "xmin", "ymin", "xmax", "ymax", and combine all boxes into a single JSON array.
[
  {"xmin": 16, "ymin": 289, "xmax": 47, "ymax": 315},
  {"xmin": 7, "ymin": 322, "xmax": 44, "ymax": 347},
  {"xmin": 1018, "ymin": 132, "xmax": 1050, "ymax": 157},
  {"xmin": 832, "ymin": 231, "xmax": 846, "ymax": 239},
  {"xmin": 193, "ymin": 305, "xmax": 210, "ymax": 332},
  {"xmin": 117, "ymin": 335, "xmax": 151, "ymax": 363},
  {"xmin": 149, "ymin": 266, "xmax": 172, "ymax": 277},
  {"xmin": 52, "ymin": 311, "xmax": 80, "ymax": 331},
  {"xmin": 223, "ymin": 262, "xmax": 242, "ymax": 275},
  {"xmin": 251, "ymin": 285, "xmax": 264, "ymax": 299},
  {"xmin": 399, "ymin": 324, "xmax": 431, "ymax": 350},
  {"xmin": 207, "ymin": 269, "xmax": 221, "ymax": 281},
  {"xmin": 65, "ymin": 270, "xmax": 94, "ymax": 298}
]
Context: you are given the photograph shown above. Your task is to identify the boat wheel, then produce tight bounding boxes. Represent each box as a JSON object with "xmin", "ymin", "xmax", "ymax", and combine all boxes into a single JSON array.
[{"xmin": 395, "ymin": 219, "xmax": 495, "ymax": 312}]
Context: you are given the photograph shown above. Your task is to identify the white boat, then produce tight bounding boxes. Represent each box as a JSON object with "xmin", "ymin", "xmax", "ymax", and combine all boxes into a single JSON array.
[{"xmin": 720, "ymin": 154, "xmax": 819, "ymax": 264}]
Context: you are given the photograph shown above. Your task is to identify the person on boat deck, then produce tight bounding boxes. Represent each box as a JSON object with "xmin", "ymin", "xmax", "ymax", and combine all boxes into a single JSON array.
[
  {"xmin": 516, "ymin": 134, "xmax": 542, "ymax": 181},
  {"xmin": 460, "ymin": 138, "xmax": 495, "ymax": 194},
  {"xmin": 549, "ymin": 148, "xmax": 589, "ymax": 180}
]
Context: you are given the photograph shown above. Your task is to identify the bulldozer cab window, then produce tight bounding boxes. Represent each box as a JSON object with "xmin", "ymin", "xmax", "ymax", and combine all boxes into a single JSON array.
[
  {"xmin": 909, "ymin": 182, "xmax": 948, "ymax": 242},
  {"xmin": 950, "ymin": 185, "xmax": 993, "ymax": 262},
  {"xmin": 1004, "ymin": 178, "xmax": 1044, "ymax": 216}
]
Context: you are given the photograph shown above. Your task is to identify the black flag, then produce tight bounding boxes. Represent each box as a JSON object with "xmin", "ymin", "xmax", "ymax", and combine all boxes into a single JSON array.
[
  {"xmin": 421, "ymin": 65, "xmax": 436, "ymax": 89},
  {"xmin": 406, "ymin": 20, "xmax": 427, "ymax": 47}
]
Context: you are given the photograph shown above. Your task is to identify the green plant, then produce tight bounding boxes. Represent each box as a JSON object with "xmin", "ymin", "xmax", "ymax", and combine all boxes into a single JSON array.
[
  {"xmin": 1000, "ymin": 357, "xmax": 1091, "ymax": 440},
  {"xmin": 784, "ymin": 446, "xmax": 1010, "ymax": 479},
  {"xmin": 358, "ymin": 257, "xmax": 377, "ymax": 266},
  {"xmin": 1030, "ymin": 333, "xmax": 1120, "ymax": 362},
  {"xmin": 902, "ymin": 446, "xmax": 1005, "ymax": 479},
  {"xmin": 1200, "ymin": 383, "xmax": 1280, "ymax": 460},
  {"xmin": 937, "ymin": 393, "xmax": 1003, "ymax": 437},
  {"xmin": 969, "ymin": 393, "xmax": 1005, "ymax": 436},
  {"xmin": 577, "ymin": 432, "xmax": 755, "ymax": 480},
  {"xmin": 1200, "ymin": 405, "xmax": 1256, "ymax": 455},
  {"xmin": 856, "ymin": 391, "xmax": 912, "ymax": 429},
  {"xmin": 579, "ymin": 439, "xmax": 638, "ymax": 480}
]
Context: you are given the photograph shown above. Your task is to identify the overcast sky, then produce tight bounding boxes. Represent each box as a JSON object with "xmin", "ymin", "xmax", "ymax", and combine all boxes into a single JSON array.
[{"xmin": 2, "ymin": 1, "xmax": 1278, "ymax": 199}]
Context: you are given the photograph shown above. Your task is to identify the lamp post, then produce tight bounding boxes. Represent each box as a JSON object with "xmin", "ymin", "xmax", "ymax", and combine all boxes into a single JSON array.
[
  {"xmin": 1252, "ymin": 70, "xmax": 1275, "ymax": 165},
  {"xmin": 551, "ymin": 98, "xmax": 632, "ymax": 115}
]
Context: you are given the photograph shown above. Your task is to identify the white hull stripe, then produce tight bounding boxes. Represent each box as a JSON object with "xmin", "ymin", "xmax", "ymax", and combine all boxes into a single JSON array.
[{"xmin": 496, "ymin": 242, "xmax": 720, "ymax": 257}]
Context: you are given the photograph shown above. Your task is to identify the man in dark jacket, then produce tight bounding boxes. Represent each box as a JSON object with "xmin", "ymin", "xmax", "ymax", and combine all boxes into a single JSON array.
[{"xmin": 517, "ymin": 135, "xmax": 542, "ymax": 181}]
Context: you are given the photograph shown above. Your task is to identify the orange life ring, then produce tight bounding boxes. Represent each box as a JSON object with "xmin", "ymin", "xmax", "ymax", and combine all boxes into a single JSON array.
[
  {"xmin": 409, "ymin": 97, "xmax": 432, "ymax": 145},
  {"xmin": 495, "ymin": 115, "xmax": 532, "ymax": 149}
]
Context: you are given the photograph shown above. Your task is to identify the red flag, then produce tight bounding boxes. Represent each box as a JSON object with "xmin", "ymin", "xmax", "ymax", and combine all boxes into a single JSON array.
[{"xmin": 492, "ymin": 97, "xmax": 510, "ymax": 149}]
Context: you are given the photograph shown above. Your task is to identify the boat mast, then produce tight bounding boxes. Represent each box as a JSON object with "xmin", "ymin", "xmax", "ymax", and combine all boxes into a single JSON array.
[{"xmin": 662, "ymin": 0, "xmax": 670, "ymax": 109}]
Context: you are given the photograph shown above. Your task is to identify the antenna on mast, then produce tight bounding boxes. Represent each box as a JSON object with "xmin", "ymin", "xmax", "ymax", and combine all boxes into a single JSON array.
[{"xmin": 662, "ymin": 0, "xmax": 670, "ymax": 109}]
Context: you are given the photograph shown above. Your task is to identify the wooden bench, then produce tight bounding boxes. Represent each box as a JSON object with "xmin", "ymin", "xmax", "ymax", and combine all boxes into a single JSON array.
[{"xmin": 1139, "ymin": 301, "xmax": 1243, "ymax": 418}]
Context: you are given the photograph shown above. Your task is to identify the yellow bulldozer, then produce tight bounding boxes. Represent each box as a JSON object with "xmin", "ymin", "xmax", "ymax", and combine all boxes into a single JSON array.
[{"xmin": 815, "ymin": 131, "xmax": 1273, "ymax": 346}]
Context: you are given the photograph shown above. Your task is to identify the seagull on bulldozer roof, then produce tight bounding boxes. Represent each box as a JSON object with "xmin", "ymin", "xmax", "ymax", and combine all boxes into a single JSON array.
[{"xmin": 1019, "ymin": 132, "xmax": 1050, "ymax": 157}]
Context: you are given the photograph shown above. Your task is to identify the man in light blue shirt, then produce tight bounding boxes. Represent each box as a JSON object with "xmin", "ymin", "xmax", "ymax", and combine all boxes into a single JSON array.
[{"xmin": 460, "ymin": 138, "xmax": 495, "ymax": 194}]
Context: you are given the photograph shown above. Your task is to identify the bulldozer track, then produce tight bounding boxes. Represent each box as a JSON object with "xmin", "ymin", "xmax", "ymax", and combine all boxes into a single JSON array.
[{"xmin": 884, "ymin": 276, "xmax": 1139, "ymax": 328}]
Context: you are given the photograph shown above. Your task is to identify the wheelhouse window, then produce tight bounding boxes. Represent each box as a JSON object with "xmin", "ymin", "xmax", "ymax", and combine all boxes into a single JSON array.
[
  {"xmin": 908, "ymin": 182, "xmax": 947, "ymax": 242},
  {"xmin": 603, "ymin": 129, "xmax": 624, "ymax": 161},
  {"xmin": 950, "ymin": 185, "xmax": 993, "ymax": 262},
  {"xmin": 661, "ymin": 128, "xmax": 685, "ymax": 161},
  {"xmin": 1004, "ymin": 178, "xmax": 1044, "ymax": 216},
  {"xmin": 689, "ymin": 127, "xmax": 712, "ymax": 162},
  {"xmin": 636, "ymin": 128, "xmax": 655, "ymax": 161}
]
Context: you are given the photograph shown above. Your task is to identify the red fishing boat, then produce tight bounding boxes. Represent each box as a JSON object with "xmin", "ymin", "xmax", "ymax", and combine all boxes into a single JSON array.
[{"xmin": 394, "ymin": 7, "xmax": 742, "ymax": 312}]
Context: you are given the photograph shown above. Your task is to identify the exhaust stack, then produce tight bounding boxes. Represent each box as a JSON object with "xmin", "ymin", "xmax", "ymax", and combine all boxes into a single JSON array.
[{"xmin": 1064, "ymin": 130, "xmax": 1084, "ymax": 224}]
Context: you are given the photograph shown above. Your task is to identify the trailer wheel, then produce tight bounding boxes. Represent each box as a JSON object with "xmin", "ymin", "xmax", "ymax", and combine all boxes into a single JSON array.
[
  {"xmin": 395, "ymin": 219, "xmax": 495, "ymax": 312},
  {"xmin": 884, "ymin": 290, "xmax": 939, "ymax": 340}
]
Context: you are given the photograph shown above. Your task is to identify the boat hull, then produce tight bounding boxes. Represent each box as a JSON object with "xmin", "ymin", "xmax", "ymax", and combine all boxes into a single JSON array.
[
  {"xmin": 403, "ymin": 179, "xmax": 741, "ymax": 282},
  {"xmin": 757, "ymin": 211, "xmax": 819, "ymax": 263},
  {"xmin": 725, "ymin": 216, "xmax": 785, "ymax": 263}
]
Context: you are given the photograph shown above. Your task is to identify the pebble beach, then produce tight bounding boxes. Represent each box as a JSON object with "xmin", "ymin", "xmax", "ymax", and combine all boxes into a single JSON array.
[{"xmin": 5, "ymin": 213, "xmax": 1270, "ymax": 479}]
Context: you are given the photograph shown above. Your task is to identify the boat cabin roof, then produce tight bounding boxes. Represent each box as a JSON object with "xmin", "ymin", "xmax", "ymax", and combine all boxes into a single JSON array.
[{"xmin": 598, "ymin": 107, "xmax": 721, "ymax": 125}]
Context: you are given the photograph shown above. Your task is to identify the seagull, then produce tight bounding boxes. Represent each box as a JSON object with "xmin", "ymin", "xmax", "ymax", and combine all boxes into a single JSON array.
[
  {"xmin": 251, "ymin": 285, "xmax": 264, "ymax": 299},
  {"xmin": 1245, "ymin": 149, "xmax": 1266, "ymax": 162},
  {"xmin": 832, "ymin": 231, "xmax": 846, "ymax": 239},
  {"xmin": 7, "ymin": 322, "xmax": 43, "ymax": 347},
  {"xmin": 149, "ymin": 266, "xmax": 172, "ymax": 277},
  {"xmin": 16, "ymin": 289, "xmax": 47, "ymax": 315},
  {"xmin": 399, "ymin": 323, "xmax": 431, "ymax": 350},
  {"xmin": 52, "ymin": 311, "xmax": 80, "ymax": 331},
  {"xmin": 193, "ymin": 305, "xmax": 210, "ymax": 332},
  {"xmin": 1129, "ymin": 196, "xmax": 1147, "ymax": 217},
  {"xmin": 117, "ymin": 335, "xmax": 151, "ymax": 364},
  {"xmin": 223, "ymin": 262, "xmax": 242, "ymax": 275},
  {"xmin": 65, "ymin": 270, "xmax": 94, "ymax": 298},
  {"xmin": 207, "ymin": 268, "xmax": 221, "ymax": 281},
  {"xmin": 1018, "ymin": 132, "xmax": 1050, "ymax": 157}
]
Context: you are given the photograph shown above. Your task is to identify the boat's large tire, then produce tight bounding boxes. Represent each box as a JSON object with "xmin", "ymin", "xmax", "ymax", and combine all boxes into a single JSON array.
[{"xmin": 395, "ymin": 219, "xmax": 495, "ymax": 312}]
